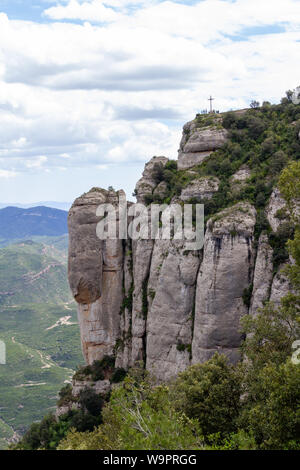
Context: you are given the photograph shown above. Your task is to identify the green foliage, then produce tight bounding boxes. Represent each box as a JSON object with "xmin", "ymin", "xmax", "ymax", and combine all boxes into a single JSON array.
[
  {"xmin": 279, "ymin": 160, "xmax": 300, "ymax": 223},
  {"xmin": 111, "ymin": 368, "xmax": 127, "ymax": 384},
  {"xmin": 284, "ymin": 228, "xmax": 300, "ymax": 287},
  {"xmin": 239, "ymin": 360, "xmax": 300, "ymax": 450},
  {"xmin": 176, "ymin": 342, "xmax": 191, "ymax": 353},
  {"xmin": 268, "ymin": 222, "xmax": 295, "ymax": 272},
  {"xmin": 172, "ymin": 354, "xmax": 241, "ymax": 438},
  {"xmin": 239, "ymin": 196, "xmax": 300, "ymax": 450},
  {"xmin": 74, "ymin": 356, "xmax": 115, "ymax": 382},
  {"xmin": 12, "ymin": 404, "xmax": 103, "ymax": 450},
  {"xmin": 57, "ymin": 384, "xmax": 77, "ymax": 407},
  {"xmin": 59, "ymin": 371, "xmax": 204, "ymax": 450},
  {"xmin": 250, "ymin": 100, "xmax": 260, "ymax": 109},
  {"xmin": 12, "ymin": 413, "xmax": 73, "ymax": 450},
  {"xmin": 79, "ymin": 387, "xmax": 104, "ymax": 416},
  {"xmin": 242, "ymin": 283, "xmax": 253, "ymax": 308},
  {"xmin": 152, "ymin": 163, "xmax": 166, "ymax": 184},
  {"xmin": 142, "ymin": 100, "xmax": 300, "ymax": 230},
  {"xmin": 241, "ymin": 299, "xmax": 299, "ymax": 369}
]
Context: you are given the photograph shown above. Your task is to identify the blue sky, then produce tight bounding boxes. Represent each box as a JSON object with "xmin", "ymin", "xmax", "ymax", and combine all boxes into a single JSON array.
[{"xmin": 0, "ymin": 0, "xmax": 299, "ymax": 205}]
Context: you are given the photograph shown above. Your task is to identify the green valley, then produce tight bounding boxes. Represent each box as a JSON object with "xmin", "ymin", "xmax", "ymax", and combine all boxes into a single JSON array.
[{"xmin": 0, "ymin": 238, "xmax": 83, "ymax": 449}]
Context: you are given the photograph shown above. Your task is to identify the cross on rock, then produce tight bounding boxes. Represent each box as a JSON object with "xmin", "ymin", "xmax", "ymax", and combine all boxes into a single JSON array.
[{"xmin": 208, "ymin": 95, "xmax": 214, "ymax": 113}]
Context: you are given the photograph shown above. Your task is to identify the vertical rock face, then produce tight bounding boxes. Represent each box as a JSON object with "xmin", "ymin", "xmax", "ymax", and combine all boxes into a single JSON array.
[
  {"xmin": 130, "ymin": 238, "xmax": 154, "ymax": 365},
  {"xmin": 146, "ymin": 241, "xmax": 201, "ymax": 381},
  {"xmin": 249, "ymin": 233, "xmax": 273, "ymax": 317},
  {"xmin": 68, "ymin": 188, "xmax": 125, "ymax": 364},
  {"xmin": 192, "ymin": 203, "xmax": 256, "ymax": 364}
]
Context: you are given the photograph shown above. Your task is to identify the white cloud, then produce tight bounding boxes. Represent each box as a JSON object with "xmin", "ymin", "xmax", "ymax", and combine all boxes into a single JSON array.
[
  {"xmin": 0, "ymin": 1, "xmax": 299, "ymax": 201},
  {"xmin": 0, "ymin": 169, "xmax": 17, "ymax": 178},
  {"xmin": 25, "ymin": 156, "xmax": 48, "ymax": 168},
  {"xmin": 44, "ymin": 0, "xmax": 119, "ymax": 22}
]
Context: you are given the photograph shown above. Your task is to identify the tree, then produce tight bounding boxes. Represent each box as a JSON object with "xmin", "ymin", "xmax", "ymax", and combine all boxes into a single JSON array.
[
  {"xmin": 286, "ymin": 89, "xmax": 294, "ymax": 102},
  {"xmin": 240, "ymin": 360, "xmax": 300, "ymax": 449},
  {"xmin": 250, "ymin": 100, "xmax": 260, "ymax": 109},
  {"xmin": 241, "ymin": 297, "xmax": 299, "ymax": 370},
  {"xmin": 171, "ymin": 354, "xmax": 241, "ymax": 437}
]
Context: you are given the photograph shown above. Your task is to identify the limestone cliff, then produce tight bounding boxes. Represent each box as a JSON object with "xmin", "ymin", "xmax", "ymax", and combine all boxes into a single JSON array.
[{"xmin": 68, "ymin": 111, "xmax": 297, "ymax": 381}]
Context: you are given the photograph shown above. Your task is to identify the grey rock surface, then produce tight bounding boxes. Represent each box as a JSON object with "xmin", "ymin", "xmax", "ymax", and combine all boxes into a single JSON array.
[
  {"xmin": 68, "ymin": 188, "xmax": 124, "ymax": 364},
  {"xmin": 146, "ymin": 240, "xmax": 201, "ymax": 381},
  {"xmin": 181, "ymin": 177, "xmax": 219, "ymax": 201},
  {"xmin": 266, "ymin": 188, "xmax": 287, "ymax": 232},
  {"xmin": 249, "ymin": 233, "xmax": 273, "ymax": 317},
  {"xmin": 192, "ymin": 203, "xmax": 256, "ymax": 364},
  {"xmin": 135, "ymin": 156, "xmax": 168, "ymax": 203},
  {"xmin": 178, "ymin": 121, "xmax": 228, "ymax": 170}
]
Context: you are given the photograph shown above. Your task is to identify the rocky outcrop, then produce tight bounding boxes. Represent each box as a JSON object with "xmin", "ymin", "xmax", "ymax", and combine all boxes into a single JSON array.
[
  {"xmin": 178, "ymin": 120, "xmax": 228, "ymax": 170},
  {"xmin": 230, "ymin": 166, "xmax": 251, "ymax": 195},
  {"xmin": 68, "ymin": 118, "xmax": 293, "ymax": 382},
  {"xmin": 72, "ymin": 378, "xmax": 111, "ymax": 397},
  {"xmin": 270, "ymin": 266, "xmax": 292, "ymax": 306},
  {"xmin": 134, "ymin": 156, "xmax": 168, "ymax": 203},
  {"xmin": 180, "ymin": 177, "xmax": 219, "ymax": 201},
  {"xmin": 68, "ymin": 188, "xmax": 125, "ymax": 364},
  {"xmin": 266, "ymin": 188, "xmax": 287, "ymax": 232}
]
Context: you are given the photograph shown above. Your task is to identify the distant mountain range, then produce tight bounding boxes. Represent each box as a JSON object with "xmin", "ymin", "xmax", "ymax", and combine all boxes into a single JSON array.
[
  {"xmin": 0, "ymin": 202, "xmax": 72, "ymax": 211},
  {"xmin": 0, "ymin": 206, "xmax": 68, "ymax": 242}
]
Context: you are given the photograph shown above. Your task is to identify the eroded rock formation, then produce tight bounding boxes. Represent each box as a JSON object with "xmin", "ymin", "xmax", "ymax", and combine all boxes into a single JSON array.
[
  {"xmin": 178, "ymin": 120, "xmax": 228, "ymax": 170},
  {"xmin": 68, "ymin": 117, "xmax": 292, "ymax": 381}
]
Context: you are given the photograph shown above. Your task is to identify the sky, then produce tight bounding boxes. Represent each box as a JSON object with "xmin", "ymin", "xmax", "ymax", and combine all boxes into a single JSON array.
[{"xmin": 0, "ymin": 0, "xmax": 299, "ymax": 205}]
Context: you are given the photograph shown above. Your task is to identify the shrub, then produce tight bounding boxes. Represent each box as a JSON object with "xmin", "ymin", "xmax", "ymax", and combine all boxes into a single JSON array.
[
  {"xmin": 79, "ymin": 387, "xmax": 104, "ymax": 416},
  {"xmin": 268, "ymin": 222, "xmax": 295, "ymax": 271},
  {"xmin": 152, "ymin": 163, "xmax": 165, "ymax": 184},
  {"xmin": 111, "ymin": 368, "xmax": 127, "ymax": 384},
  {"xmin": 222, "ymin": 111, "xmax": 238, "ymax": 129},
  {"xmin": 165, "ymin": 160, "xmax": 177, "ymax": 171},
  {"xmin": 242, "ymin": 283, "xmax": 253, "ymax": 308},
  {"xmin": 245, "ymin": 116, "xmax": 266, "ymax": 138},
  {"xmin": 57, "ymin": 383, "xmax": 75, "ymax": 407}
]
